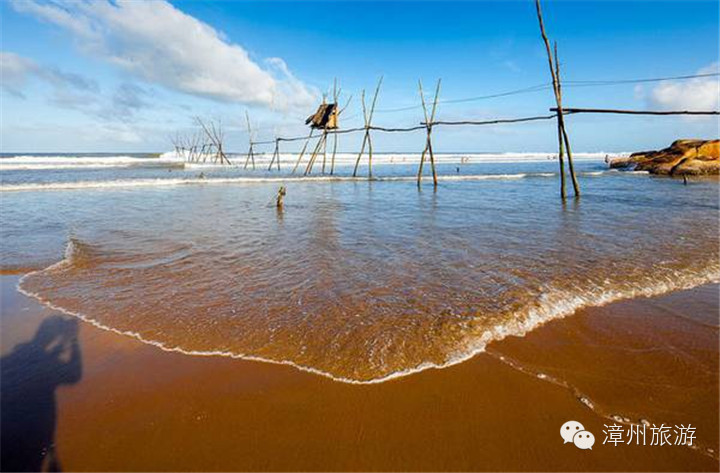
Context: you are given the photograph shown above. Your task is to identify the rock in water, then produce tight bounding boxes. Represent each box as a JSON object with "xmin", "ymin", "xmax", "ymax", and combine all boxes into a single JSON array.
[{"xmin": 609, "ymin": 139, "xmax": 719, "ymax": 176}]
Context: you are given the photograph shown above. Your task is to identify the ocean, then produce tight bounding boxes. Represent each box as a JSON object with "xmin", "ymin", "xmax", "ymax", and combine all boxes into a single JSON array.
[{"xmin": 1, "ymin": 152, "xmax": 718, "ymax": 383}]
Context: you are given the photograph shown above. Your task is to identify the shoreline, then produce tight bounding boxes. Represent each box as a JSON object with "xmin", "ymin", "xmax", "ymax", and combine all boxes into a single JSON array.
[
  {"xmin": 2, "ymin": 274, "xmax": 718, "ymax": 471},
  {"xmin": 15, "ymin": 244, "xmax": 720, "ymax": 385}
]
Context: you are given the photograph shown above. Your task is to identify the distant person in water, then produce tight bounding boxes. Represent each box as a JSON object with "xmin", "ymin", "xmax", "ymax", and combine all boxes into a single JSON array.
[
  {"xmin": 1, "ymin": 316, "xmax": 82, "ymax": 472},
  {"xmin": 276, "ymin": 186, "xmax": 287, "ymax": 209}
]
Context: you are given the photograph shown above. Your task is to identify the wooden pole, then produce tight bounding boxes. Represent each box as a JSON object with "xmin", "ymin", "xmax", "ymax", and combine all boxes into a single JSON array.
[
  {"xmin": 244, "ymin": 112, "xmax": 256, "ymax": 170},
  {"xmin": 292, "ymin": 129, "xmax": 314, "ymax": 174},
  {"xmin": 555, "ymin": 44, "xmax": 579, "ymax": 196},
  {"xmin": 321, "ymin": 126, "xmax": 328, "ymax": 174},
  {"xmin": 331, "ymin": 93, "xmax": 352, "ymax": 176},
  {"xmin": 551, "ymin": 107, "xmax": 720, "ymax": 116},
  {"xmin": 367, "ymin": 77, "xmax": 382, "ymax": 179},
  {"xmin": 417, "ymin": 80, "xmax": 429, "ymax": 186},
  {"xmin": 428, "ymin": 79, "xmax": 440, "ymax": 187},
  {"xmin": 268, "ymin": 138, "xmax": 280, "ymax": 171},
  {"xmin": 321, "ymin": 79, "xmax": 337, "ymax": 175},
  {"xmin": 551, "ymin": 46, "xmax": 567, "ymax": 199},
  {"xmin": 352, "ymin": 77, "xmax": 383, "ymax": 178},
  {"xmin": 245, "ymin": 143, "xmax": 255, "ymax": 169},
  {"xmin": 417, "ymin": 79, "xmax": 441, "ymax": 187},
  {"xmin": 353, "ymin": 90, "xmax": 369, "ymax": 177},
  {"xmin": 331, "ymin": 132, "xmax": 338, "ymax": 175},
  {"xmin": 535, "ymin": 0, "xmax": 578, "ymax": 197},
  {"xmin": 305, "ymin": 133, "xmax": 326, "ymax": 175},
  {"xmin": 276, "ymin": 140, "xmax": 281, "ymax": 170}
]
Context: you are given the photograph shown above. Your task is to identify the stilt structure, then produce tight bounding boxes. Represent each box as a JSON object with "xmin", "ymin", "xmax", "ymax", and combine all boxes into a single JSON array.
[
  {"xmin": 244, "ymin": 111, "xmax": 256, "ymax": 170},
  {"xmin": 302, "ymin": 87, "xmax": 343, "ymax": 176},
  {"xmin": 535, "ymin": 0, "xmax": 579, "ymax": 197},
  {"xmin": 304, "ymin": 97, "xmax": 329, "ymax": 175},
  {"xmin": 417, "ymin": 79, "xmax": 441, "ymax": 187},
  {"xmin": 352, "ymin": 77, "xmax": 383, "ymax": 179},
  {"xmin": 196, "ymin": 117, "xmax": 231, "ymax": 165}
]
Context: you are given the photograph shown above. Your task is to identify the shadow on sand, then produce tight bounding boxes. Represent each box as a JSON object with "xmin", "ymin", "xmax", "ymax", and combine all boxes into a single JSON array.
[{"xmin": 1, "ymin": 316, "xmax": 82, "ymax": 472}]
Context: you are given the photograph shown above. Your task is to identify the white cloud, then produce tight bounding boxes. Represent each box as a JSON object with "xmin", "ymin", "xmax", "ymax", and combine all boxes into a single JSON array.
[
  {"xmin": 1, "ymin": 51, "xmax": 98, "ymax": 99},
  {"xmin": 649, "ymin": 63, "xmax": 720, "ymax": 111},
  {"xmin": 10, "ymin": 0, "xmax": 317, "ymax": 110},
  {"xmin": 0, "ymin": 52, "xmax": 36, "ymax": 96}
]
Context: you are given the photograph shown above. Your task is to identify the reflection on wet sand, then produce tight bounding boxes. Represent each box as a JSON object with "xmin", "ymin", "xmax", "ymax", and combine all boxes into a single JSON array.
[{"xmin": 1, "ymin": 316, "xmax": 82, "ymax": 472}]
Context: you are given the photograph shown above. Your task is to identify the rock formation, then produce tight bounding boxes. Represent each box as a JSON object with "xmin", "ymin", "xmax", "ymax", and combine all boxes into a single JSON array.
[{"xmin": 609, "ymin": 139, "xmax": 719, "ymax": 176}]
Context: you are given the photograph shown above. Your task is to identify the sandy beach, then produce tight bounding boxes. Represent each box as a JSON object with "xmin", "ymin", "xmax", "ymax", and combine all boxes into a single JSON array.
[
  {"xmin": 2, "ymin": 275, "xmax": 717, "ymax": 471},
  {"xmin": 2, "ymin": 0, "xmax": 719, "ymax": 471}
]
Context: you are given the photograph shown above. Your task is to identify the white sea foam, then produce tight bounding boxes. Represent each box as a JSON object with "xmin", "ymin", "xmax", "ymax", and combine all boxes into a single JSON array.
[
  {"xmin": 0, "ymin": 172, "xmax": 559, "ymax": 192},
  {"xmin": 17, "ymin": 239, "xmax": 719, "ymax": 385},
  {"xmin": 2, "ymin": 151, "xmax": 618, "ymax": 171},
  {"xmin": 0, "ymin": 155, "xmax": 184, "ymax": 171}
]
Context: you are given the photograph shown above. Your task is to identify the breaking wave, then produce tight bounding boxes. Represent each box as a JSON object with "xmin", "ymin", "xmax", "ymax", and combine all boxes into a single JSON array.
[
  {"xmin": 1, "ymin": 172, "xmax": 562, "ymax": 192},
  {"xmin": 18, "ymin": 234, "xmax": 719, "ymax": 384},
  {"xmin": 0, "ymin": 155, "xmax": 183, "ymax": 171}
]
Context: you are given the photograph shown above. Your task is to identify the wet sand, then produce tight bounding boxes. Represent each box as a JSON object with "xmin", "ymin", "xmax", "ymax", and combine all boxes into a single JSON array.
[{"xmin": 1, "ymin": 275, "xmax": 718, "ymax": 471}]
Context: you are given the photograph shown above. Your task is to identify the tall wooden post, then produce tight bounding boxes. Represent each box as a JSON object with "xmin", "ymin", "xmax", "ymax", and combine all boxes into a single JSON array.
[
  {"xmin": 305, "ymin": 132, "xmax": 327, "ymax": 175},
  {"xmin": 292, "ymin": 129, "xmax": 314, "ymax": 174},
  {"xmin": 554, "ymin": 44, "xmax": 580, "ymax": 196},
  {"xmin": 352, "ymin": 77, "xmax": 383, "ymax": 178},
  {"xmin": 321, "ymin": 128, "xmax": 328, "ymax": 174},
  {"xmin": 535, "ymin": 0, "xmax": 579, "ymax": 197},
  {"xmin": 331, "ymin": 132, "xmax": 339, "ymax": 175},
  {"xmin": 417, "ymin": 79, "xmax": 441, "ymax": 187},
  {"xmin": 268, "ymin": 138, "xmax": 281, "ymax": 171},
  {"xmin": 353, "ymin": 90, "xmax": 368, "ymax": 177},
  {"xmin": 330, "ymin": 89, "xmax": 352, "ymax": 176},
  {"xmin": 244, "ymin": 111, "xmax": 256, "ymax": 170}
]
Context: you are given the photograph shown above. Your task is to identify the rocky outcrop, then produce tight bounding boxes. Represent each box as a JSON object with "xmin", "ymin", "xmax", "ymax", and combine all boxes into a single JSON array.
[{"xmin": 609, "ymin": 139, "xmax": 719, "ymax": 176}]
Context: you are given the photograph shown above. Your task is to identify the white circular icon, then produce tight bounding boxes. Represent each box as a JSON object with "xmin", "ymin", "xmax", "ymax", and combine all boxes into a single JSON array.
[
  {"xmin": 573, "ymin": 430, "xmax": 595, "ymax": 450},
  {"xmin": 560, "ymin": 420, "xmax": 585, "ymax": 443}
]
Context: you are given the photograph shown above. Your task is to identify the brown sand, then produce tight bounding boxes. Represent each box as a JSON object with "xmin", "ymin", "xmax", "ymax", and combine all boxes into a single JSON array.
[{"xmin": 1, "ymin": 275, "xmax": 718, "ymax": 471}]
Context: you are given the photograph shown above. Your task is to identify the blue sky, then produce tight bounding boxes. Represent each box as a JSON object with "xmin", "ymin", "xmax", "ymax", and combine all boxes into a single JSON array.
[{"xmin": 1, "ymin": 0, "xmax": 718, "ymax": 153}]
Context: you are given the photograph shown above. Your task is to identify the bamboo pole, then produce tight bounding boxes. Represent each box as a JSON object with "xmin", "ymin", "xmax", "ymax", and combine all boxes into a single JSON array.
[
  {"xmin": 552, "ymin": 107, "xmax": 720, "ymax": 116},
  {"xmin": 331, "ymin": 132, "xmax": 338, "ymax": 175},
  {"xmin": 367, "ymin": 77, "xmax": 382, "ymax": 179},
  {"xmin": 555, "ymin": 44, "xmax": 579, "ymax": 196},
  {"xmin": 352, "ymin": 89, "xmax": 369, "ymax": 177},
  {"xmin": 535, "ymin": 0, "xmax": 578, "ymax": 197},
  {"xmin": 244, "ymin": 112, "xmax": 256, "ymax": 170},
  {"xmin": 429, "ymin": 115, "xmax": 555, "ymax": 126},
  {"xmin": 417, "ymin": 81, "xmax": 429, "ymax": 186},
  {"xmin": 321, "ymin": 127, "xmax": 328, "ymax": 173},
  {"xmin": 330, "ymin": 82, "xmax": 339, "ymax": 175},
  {"xmin": 352, "ymin": 77, "xmax": 383, "ymax": 178},
  {"xmin": 417, "ymin": 79, "xmax": 441, "ymax": 187},
  {"xmin": 305, "ymin": 132, "xmax": 327, "ymax": 175},
  {"xmin": 292, "ymin": 129, "xmax": 315, "ymax": 174},
  {"xmin": 268, "ymin": 138, "xmax": 280, "ymax": 171},
  {"xmin": 321, "ymin": 80, "xmax": 336, "ymax": 175},
  {"xmin": 331, "ymin": 93, "xmax": 352, "ymax": 175}
]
